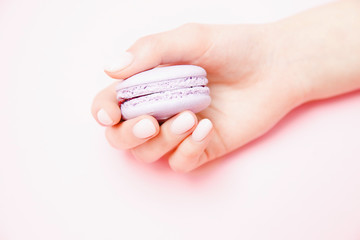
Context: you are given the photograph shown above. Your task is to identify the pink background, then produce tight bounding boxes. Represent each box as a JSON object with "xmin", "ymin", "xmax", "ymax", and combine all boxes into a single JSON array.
[{"xmin": 1, "ymin": 0, "xmax": 360, "ymax": 239}]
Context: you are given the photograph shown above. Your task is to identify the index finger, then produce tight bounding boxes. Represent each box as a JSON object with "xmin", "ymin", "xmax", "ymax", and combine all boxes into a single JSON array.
[{"xmin": 104, "ymin": 23, "xmax": 214, "ymax": 80}]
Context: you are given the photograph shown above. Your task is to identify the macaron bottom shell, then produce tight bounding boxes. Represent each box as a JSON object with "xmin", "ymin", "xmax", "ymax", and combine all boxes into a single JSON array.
[{"xmin": 121, "ymin": 93, "xmax": 211, "ymax": 121}]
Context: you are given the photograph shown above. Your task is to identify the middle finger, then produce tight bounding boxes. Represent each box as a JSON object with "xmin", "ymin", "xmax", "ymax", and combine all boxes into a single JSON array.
[{"xmin": 130, "ymin": 111, "xmax": 198, "ymax": 163}]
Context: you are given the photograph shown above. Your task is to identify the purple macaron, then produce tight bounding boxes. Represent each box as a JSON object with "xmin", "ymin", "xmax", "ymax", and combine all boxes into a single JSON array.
[{"xmin": 116, "ymin": 65, "xmax": 211, "ymax": 121}]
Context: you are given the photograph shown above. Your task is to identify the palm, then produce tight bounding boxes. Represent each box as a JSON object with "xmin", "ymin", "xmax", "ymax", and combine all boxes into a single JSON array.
[{"xmin": 192, "ymin": 29, "xmax": 297, "ymax": 161}]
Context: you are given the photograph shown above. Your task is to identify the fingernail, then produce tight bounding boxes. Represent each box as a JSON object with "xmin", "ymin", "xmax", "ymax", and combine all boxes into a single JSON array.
[
  {"xmin": 192, "ymin": 119, "xmax": 213, "ymax": 142},
  {"xmin": 97, "ymin": 109, "xmax": 113, "ymax": 126},
  {"xmin": 133, "ymin": 118, "xmax": 156, "ymax": 139},
  {"xmin": 104, "ymin": 52, "xmax": 134, "ymax": 72},
  {"xmin": 170, "ymin": 112, "xmax": 196, "ymax": 135}
]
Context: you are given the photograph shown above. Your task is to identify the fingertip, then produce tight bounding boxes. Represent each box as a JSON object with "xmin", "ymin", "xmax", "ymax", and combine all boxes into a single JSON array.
[
  {"xmin": 103, "ymin": 51, "xmax": 134, "ymax": 79},
  {"xmin": 97, "ymin": 108, "xmax": 114, "ymax": 126},
  {"xmin": 132, "ymin": 116, "xmax": 160, "ymax": 139},
  {"xmin": 105, "ymin": 115, "xmax": 159, "ymax": 150},
  {"xmin": 91, "ymin": 82, "xmax": 122, "ymax": 126},
  {"xmin": 169, "ymin": 160, "xmax": 192, "ymax": 173},
  {"xmin": 104, "ymin": 70, "xmax": 126, "ymax": 79},
  {"xmin": 191, "ymin": 118, "xmax": 213, "ymax": 142},
  {"xmin": 169, "ymin": 110, "xmax": 198, "ymax": 135},
  {"xmin": 93, "ymin": 101, "xmax": 122, "ymax": 126}
]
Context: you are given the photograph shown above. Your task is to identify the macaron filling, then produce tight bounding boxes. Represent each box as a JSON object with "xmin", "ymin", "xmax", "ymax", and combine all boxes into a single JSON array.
[{"xmin": 121, "ymin": 86, "xmax": 210, "ymax": 107}]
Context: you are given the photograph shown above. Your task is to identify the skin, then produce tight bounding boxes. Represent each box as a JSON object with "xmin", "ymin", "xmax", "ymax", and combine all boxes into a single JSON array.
[{"xmin": 91, "ymin": 0, "xmax": 360, "ymax": 173}]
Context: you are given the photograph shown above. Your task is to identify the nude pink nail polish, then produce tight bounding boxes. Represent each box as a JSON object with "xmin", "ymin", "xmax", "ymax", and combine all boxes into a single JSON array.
[{"xmin": 192, "ymin": 119, "xmax": 213, "ymax": 142}]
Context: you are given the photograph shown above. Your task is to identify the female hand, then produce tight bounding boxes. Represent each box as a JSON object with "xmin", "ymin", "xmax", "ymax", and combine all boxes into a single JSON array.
[{"xmin": 91, "ymin": 0, "xmax": 360, "ymax": 172}]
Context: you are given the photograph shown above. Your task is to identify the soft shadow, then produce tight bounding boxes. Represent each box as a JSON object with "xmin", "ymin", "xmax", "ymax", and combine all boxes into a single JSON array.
[{"xmin": 187, "ymin": 90, "xmax": 360, "ymax": 176}]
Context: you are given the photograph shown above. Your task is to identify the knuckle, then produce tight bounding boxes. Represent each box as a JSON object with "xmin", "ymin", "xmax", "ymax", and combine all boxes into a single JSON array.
[
  {"xmin": 91, "ymin": 87, "xmax": 112, "ymax": 110},
  {"xmin": 169, "ymin": 160, "xmax": 191, "ymax": 173},
  {"xmin": 105, "ymin": 128, "xmax": 119, "ymax": 149},
  {"xmin": 91, "ymin": 101, "xmax": 98, "ymax": 117},
  {"xmin": 94, "ymin": 87, "xmax": 108, "ymax": 101},
  {"xmin": 105, "ymin": 128, "xmax": 129, "ymax": 150},
  {"xmin": 182, "ymin": 150, "xmax": 199, "ymax": 160},
  {"xmin": 130, "ymin": 148, "xmax": 158, "ymax": 163},
  {"xmin": 134, "ymin": 34, "xmax": 161, "ymax": 51},
  {"xmin": 179, "ymin": 22, "xmax": 200, "ymax": 30},
  {"xmin": 178, "ymin": 22, "xmax": 207, "ymax": 35},
  {"xmin": 91, "ymin": 93, "xmax": 102, "ymax": 111},
  {"xmin": 169, "ymin": 152, "xmax": 199, "ymax": 173},
  {"xmin": 130, "ymin": 148, "xmax": 144, "ymax": 161}
]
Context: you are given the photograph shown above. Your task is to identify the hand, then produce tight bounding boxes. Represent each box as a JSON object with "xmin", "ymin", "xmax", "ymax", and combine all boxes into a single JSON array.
[
  {"xmin": 91, "ymin": 0, "xmax": 360, "ymax": 172},
  {"xmin": 91, "ymin": 23, "xmax": 297, "ymax": 172}
]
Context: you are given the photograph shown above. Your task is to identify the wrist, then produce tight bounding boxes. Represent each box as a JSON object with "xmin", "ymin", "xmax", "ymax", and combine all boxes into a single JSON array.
[{"xmin": 269, "ymin": 0, "xmax": 360, "ymax": 104}]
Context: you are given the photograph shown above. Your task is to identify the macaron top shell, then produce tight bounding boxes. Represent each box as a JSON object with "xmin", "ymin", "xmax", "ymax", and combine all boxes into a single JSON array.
[{"xmin": 115, "ymin": 65, "xmax": 206, "ymax": 90}]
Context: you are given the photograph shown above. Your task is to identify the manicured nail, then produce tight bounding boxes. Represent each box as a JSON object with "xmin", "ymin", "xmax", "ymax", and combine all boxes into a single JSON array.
[
  {"xmin": 170, "ymin": 112, "xmax": 196, "ymax": 135},
  {"xmin": 192, "ymin": 119, "xmax": 213, "ymax": 142},
  {"xmin": 104, "ymin": 52, "xmax": 134, "ymax": 72},
  {"xmin": 132, "ymin": 118, "xmax": 156, "ymax": 139},
  {"xmin": 97, "ymin": 109, "xmax": 113, "ymax": 126}
]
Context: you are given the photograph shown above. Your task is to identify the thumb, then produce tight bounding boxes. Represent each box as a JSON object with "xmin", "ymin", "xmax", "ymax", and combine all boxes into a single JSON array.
[{"xmin": 104, "ymin": 23, "xmax": 213, "ymax": 79}]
